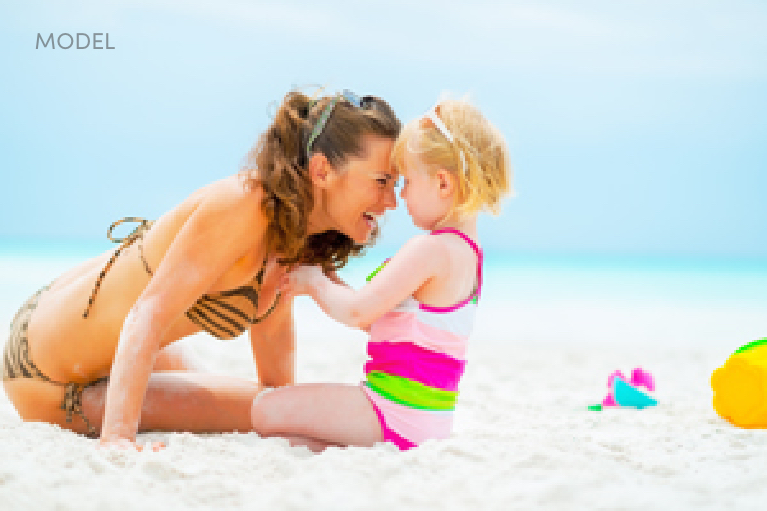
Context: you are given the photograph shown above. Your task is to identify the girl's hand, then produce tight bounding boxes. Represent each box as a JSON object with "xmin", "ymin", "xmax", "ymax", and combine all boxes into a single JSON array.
[{"xmin": 280, "ymin": 265, "xmax": 324, "ymax": 299}]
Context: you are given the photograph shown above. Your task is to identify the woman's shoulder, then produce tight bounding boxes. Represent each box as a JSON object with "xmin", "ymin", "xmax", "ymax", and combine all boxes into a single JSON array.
[
  {"xmin": 181, "ymin": 176, "xmax": 267, "ymax": 224},
  {"xmin": 148, "ymin": 176, "xmax": 268, "ymax": 255},
  {"xmin": 197, "ymin": 175, "xmax": 264, "ymax": 203}
]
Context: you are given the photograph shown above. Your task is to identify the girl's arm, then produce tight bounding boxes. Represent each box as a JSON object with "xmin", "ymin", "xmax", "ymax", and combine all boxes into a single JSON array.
[
  {"xmin": 100, "ymin": 188, "xmax": 267, "ymax": 448},
  {"xmin": 290, "ymin": 234, "xmax": 445, "ymax": 329},
  {"xmin": 318, "ymin": 270, "xmax": 373, "ymax": 332}
]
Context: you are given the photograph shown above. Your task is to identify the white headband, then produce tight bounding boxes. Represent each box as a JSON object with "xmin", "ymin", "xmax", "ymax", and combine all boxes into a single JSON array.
[{"xmin": 423, "ymin": 105, "xmax": 467, "ymax": 175}]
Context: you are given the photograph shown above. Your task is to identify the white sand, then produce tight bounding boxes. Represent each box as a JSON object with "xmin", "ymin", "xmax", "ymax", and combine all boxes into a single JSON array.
[
  {"xmin": 2, "ymin": 298, "xmax": 766, "ymax": 511},
  {"xmin": 2, "ymin": 253, "xmax": 766, "ymax": 510}
]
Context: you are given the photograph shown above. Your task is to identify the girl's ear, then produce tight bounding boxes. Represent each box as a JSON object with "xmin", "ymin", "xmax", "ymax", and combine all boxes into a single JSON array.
[
  {"xmin": 308, "ymin": 152, "xmax": 336, "ymax": 189},
  {"xmin": 435, "ymin": 169, "xmax": 455, "ymax": 198}
]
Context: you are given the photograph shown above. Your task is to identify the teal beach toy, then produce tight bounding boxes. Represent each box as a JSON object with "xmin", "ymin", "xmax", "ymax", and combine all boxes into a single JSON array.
[{"xmin": 613, "ymin": 377, "xmax": 657, "ymax": 409}]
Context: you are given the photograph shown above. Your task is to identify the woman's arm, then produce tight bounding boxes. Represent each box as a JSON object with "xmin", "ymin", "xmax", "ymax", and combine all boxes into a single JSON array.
[
  {"xmin": 290, "ymin": 235, "xmax": 444, "ymax": 330},
  {"xmin": 100, "ymin": 187, "xmax": 267, "ymax": 446},
  {"xmin": 249, "ymin": 295, "xmax": 295, "ymax": 388}
]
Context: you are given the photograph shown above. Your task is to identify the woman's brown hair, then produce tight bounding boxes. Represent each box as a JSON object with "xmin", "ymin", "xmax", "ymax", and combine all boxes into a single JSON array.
[{"xmin": 240, "ymin": 90, "xmax": 401, "ymax": 271}]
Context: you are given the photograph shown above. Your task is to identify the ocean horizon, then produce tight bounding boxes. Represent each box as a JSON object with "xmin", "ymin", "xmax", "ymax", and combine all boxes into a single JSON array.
[{"xmin": 1, "ymin": 236, "xmax": 765, "ymax": 349}]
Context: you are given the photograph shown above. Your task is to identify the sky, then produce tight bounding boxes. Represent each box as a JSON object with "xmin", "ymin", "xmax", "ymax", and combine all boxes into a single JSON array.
[{"xmin": 1, "ymin": 0, "xmax": 765, "ymax": 259}]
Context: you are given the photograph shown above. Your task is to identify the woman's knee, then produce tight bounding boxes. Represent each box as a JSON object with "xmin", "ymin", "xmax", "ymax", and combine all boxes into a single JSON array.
[{"xmin": 250, "ymin": 387, "xmax": 282, "ymax": 434}]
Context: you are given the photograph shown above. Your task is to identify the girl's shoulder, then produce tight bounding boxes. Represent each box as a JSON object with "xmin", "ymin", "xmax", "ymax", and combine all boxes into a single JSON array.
[
  {"xmin": 404, "ymin": 231, "xmax": 479, "ymax": 260},
  {"xmin": 396, "ymin": 233, "xmax": 451, "ymax": 267},
  {"xmin": 401, "ymin": 232, "xmax": 451, "ymax": 253}
]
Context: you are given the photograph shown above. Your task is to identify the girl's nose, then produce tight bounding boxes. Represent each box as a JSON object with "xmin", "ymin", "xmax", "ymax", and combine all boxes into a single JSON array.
[{"xmin": 384, "ymin": 186, "xmax": 398, "ymax": 210}]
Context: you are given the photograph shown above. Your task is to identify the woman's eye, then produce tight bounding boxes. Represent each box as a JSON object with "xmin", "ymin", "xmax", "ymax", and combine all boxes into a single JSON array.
[{"xmin": 377, "ymin": 178, "xmax": 388, "ymax": 186}]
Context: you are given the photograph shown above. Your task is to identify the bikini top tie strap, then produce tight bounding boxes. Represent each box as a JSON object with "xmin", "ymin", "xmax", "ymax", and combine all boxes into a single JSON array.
[
  {"xmin": 83, "ymin": 217, "xmax": 154, "ymax": 319},
  {"xmin": 107, "ymin": 217, "xmax": 153, "ymax": 243}
]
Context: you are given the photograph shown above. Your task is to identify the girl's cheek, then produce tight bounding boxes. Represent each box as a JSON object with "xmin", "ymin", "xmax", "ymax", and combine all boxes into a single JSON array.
[{"xmin": 405, "ymin": 196, "xmax": 416, "ymax": 214}]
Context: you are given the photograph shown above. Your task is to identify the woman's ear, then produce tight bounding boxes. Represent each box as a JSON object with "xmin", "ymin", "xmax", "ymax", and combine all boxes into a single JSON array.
[
  {"xmin": 435, "ymin": 169, "xmax": 455, "ymax": 198},
  {"xmin": 308, "ymin": 153, "xmax": 335, "ymax": 189}
]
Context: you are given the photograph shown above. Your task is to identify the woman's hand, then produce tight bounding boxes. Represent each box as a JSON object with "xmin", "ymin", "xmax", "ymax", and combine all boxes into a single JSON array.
[{"xmin": 98, "ymin": 437, "xmax": 165, "ymax": 452}]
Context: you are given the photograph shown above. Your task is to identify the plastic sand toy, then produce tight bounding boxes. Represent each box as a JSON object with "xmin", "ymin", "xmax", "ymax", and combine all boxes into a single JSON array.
[
  {"xmin": 711, "ymin": 338, "xmax": 767, "ymax": 428},
  {"xmin": 588, "ymin": 368, "xmax": 657, "ymax": 411}
]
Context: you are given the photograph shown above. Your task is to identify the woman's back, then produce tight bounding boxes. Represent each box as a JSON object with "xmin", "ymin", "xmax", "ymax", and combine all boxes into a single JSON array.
[{"xmin": 26, "ymin": 176, "xmax": 273, "ymax": 384}]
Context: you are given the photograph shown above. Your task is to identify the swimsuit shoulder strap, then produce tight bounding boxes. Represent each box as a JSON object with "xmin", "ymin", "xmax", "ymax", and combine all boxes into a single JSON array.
[
  {"xmin": 251, "ymin": 256, "xmax": 282, "ymax": 324},
  {"xmin": 429, "ymin": 228, "xmax": 483, "ymax": 300}
]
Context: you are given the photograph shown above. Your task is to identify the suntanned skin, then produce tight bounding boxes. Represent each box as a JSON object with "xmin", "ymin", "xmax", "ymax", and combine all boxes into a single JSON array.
[{"xmin": 2, "ymin": 135, "xmax": 398, "ymax": 450}]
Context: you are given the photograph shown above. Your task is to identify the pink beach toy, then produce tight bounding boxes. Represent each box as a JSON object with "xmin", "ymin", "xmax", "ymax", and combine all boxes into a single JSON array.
[
  {"xmin": 629, "ymin": 368, "xmax": 655, "ymax": 392},
  {"xmin": 591, "ymin": 368, "xmax": 657, "ymax": 411}
]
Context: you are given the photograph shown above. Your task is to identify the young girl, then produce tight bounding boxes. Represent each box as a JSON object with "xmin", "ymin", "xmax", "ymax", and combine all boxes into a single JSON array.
[{"xmin": 250, "ymin": 98, "xmax": 512, "ymax": 452}]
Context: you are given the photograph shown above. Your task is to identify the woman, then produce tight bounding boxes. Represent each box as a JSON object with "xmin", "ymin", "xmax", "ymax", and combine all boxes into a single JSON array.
[{"xmin": 2, "ymin": 89, "xmax": 401, "ymax": 449}]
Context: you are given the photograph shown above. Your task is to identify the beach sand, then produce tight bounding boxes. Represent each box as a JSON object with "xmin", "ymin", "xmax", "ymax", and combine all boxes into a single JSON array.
[
  {"xmin": 2, "ymin": 251, "xmax": 766, "ymax": 510},
  {"xmin": 2, "ymin": 299, "xmax": 766, "ymax": 511}
]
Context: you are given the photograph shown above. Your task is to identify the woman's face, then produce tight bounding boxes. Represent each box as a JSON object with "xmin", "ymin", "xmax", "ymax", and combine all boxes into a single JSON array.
[{"xmin": 321, "ymin": 135, "xmax": 399, "ymax": 244}]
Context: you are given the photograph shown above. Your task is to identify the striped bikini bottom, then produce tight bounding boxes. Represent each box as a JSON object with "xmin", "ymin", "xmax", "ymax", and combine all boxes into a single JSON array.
[{"xmin": 2, "ymin": 285, "xmax": 106, "ymax": 437}]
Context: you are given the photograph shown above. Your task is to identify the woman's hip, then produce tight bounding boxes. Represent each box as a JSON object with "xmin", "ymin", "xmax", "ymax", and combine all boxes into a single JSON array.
[{"xmin": 2, "ymin": 285, "xmax": 51, "ymax": 383}]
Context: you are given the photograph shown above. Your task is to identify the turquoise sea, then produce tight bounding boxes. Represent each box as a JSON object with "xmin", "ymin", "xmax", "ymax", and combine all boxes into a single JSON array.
[{"xmin": 1, "ymin": 237, "xmax": 765, "ymax": 348}]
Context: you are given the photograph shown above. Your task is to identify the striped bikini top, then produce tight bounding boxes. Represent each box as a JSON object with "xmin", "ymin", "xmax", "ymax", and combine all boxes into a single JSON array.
[
  {"xmin": 82, "ymin": 217, "xmax": 280, "ymax": 340},
  {"xmin": 364, "ymin": 228, "xmax": 482, "ymax": 410}
]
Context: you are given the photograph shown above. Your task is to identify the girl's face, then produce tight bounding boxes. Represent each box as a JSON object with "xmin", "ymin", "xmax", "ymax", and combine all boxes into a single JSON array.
[
  {"xmin": 320, "ymin": 135, "xmax": 399, "ymax": 244},
  {"xmin": 399, "ymin": 149, "xmax": 452, "ymax": 231}
]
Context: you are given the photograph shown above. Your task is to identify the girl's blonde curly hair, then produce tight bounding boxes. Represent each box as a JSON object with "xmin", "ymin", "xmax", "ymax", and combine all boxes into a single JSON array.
[{"xmin": 393, "ymin": 98, "xmax": 513, "ymax": 222}]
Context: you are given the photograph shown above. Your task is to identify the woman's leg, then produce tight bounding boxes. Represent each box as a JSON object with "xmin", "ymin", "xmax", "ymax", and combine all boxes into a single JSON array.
[
  {"xmin": 152, "ymin": 342, "xmax": 208, "ymax": 372},
  {"xmin": 250, "ymin": 383, "xmax": 383, "ymax": 450},
  {"xmin": 88, "ymin": 372, "xmax": 267, "ymax": 433},
  {"xmin": 4, "ymin": 371, "xmax": 266, "ymax": 436}
]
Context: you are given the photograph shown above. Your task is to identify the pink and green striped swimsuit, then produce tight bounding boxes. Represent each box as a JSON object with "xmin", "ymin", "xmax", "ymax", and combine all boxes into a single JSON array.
[{"xmin": 361, "ymin": 228, "xmax": 482, "ymax": 450}]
